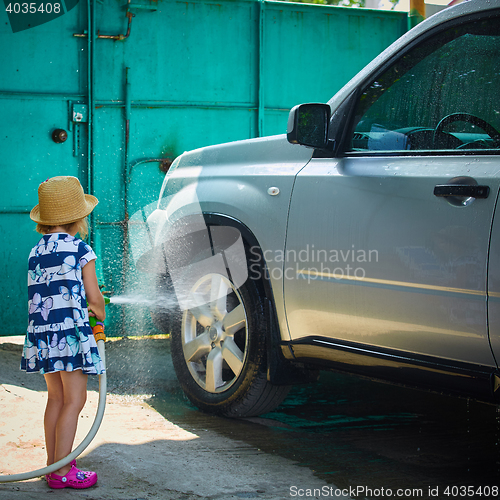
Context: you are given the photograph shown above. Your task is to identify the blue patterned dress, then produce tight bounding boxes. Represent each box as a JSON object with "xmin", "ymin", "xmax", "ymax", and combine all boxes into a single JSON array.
[{"xmin": 21, "ymin": 233, "xmax": 105, "ymax": 375}]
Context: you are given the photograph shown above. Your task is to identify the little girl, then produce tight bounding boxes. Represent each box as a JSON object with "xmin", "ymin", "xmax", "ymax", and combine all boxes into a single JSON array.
[{"xmin": 21, "ymin": 176, "xmax": 106, "ymax": 489}]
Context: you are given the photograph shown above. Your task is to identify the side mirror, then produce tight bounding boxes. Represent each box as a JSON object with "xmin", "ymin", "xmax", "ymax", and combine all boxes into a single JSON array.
[{"xmin": 287, "ymin": 103, "xmax": 331, "ymax": 149}]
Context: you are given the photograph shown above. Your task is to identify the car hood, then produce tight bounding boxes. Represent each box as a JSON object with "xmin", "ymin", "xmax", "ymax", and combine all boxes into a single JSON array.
[{"xmin": 170, "ymin": 134, "xmax": 313, "ymax": 174}]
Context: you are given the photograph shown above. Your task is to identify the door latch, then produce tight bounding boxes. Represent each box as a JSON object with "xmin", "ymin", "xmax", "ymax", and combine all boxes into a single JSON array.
[{"xmin": 433, "ymin": 184, "xmax": 490, "ymax": 199}]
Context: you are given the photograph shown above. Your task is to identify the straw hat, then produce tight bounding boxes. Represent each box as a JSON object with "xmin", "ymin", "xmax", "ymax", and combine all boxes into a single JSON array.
[{"xmin": 30, "ymin": 176, "xmax": 98, "ymax": 225}]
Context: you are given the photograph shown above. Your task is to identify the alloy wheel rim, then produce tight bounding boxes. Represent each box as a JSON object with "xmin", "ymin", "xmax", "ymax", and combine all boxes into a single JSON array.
[{"xmin": 181, "ymin": 273, "xmax": 248, "ymax": 393}]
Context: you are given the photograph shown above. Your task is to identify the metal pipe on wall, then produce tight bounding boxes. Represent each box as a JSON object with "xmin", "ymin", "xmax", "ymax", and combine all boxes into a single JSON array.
[
  {"xmin": 258, "ymin": 0, "xmax": 265, "ymax": 137},
  {"xmin": 409, "ymin": 0, "xmax": 425, "ymax": 28},
  {"xmin": 88, "ymin": 0, "xmax": 96, "ymax": 249},
  {"xmin": 410, "ymin": 0, "xmax": 425, "ymax": 17},
  {"xmin": 123, "ymin": 66, "xmax": 132, "ymax": 293},
  {"xmin": 74, "ymin": 0, "xmax": 135, "ymax": 40}
]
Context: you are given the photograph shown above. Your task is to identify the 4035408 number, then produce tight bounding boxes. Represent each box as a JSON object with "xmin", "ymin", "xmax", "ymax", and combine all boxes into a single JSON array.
[{"xmin": 5, "ymin": 3, "xmax": 61, "ymax": 14}]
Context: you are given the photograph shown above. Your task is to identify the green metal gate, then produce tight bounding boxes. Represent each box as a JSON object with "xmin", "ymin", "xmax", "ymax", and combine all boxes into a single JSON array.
[{"xmin": 0, "ymin": 0, "xmax": 407, "ymax": 336}]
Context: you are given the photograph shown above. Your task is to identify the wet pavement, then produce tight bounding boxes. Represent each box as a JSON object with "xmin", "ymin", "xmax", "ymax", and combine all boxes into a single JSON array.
[{"xmin": 138, "ymin": 341, "xmax": 500, "ymax": 499}]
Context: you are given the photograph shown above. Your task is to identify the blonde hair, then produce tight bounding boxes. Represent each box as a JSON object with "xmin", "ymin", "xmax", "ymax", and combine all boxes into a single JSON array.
[{"xmin": 36, "ymin": 217, "xmax": 89, "ymax": 239}]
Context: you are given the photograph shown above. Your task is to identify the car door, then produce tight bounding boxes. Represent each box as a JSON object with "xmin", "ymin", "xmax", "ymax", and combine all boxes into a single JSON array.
[{"xmin": 284, "ymin": 13, "xmax": 500, "ymax": 368}]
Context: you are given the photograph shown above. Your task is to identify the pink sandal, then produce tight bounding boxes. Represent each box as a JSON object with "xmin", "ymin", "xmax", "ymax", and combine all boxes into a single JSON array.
[
  {"xmin": 45, "ymin": 460, "xmax": 76, "ymax": 483},
  {"xmin": 46, "ymin": 463, "xmax": 97, "ymax": 489}
]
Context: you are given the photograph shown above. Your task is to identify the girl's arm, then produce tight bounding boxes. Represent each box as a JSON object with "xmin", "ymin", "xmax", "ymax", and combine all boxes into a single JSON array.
[{"xmin": 82, "ymin": 260, "xmax": 106, "ymax": 321}]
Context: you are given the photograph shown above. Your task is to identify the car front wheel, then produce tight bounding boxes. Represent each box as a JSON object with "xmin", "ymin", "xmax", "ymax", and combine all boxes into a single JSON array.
[{"xmin": 170, "ymin": 254, "xmax": 289, "ymax": 417}]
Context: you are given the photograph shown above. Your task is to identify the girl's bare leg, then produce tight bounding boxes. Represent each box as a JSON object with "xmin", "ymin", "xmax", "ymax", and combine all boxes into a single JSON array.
[
  {"xmin": 44, "ymin": 372, "xmax": 64, "ymax": 467},
  {"xmin": 44, "ymin": 370, "xmax": 88, "ymax": 476}
]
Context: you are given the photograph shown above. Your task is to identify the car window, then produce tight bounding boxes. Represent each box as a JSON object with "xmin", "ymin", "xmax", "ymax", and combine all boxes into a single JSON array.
[{"xmin": 346, "ymin": 16, "xmax": 500, "ymax": 154}]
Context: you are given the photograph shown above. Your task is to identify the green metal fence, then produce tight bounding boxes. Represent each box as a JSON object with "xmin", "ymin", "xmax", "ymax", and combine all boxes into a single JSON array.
[{"xmin": 0, "ymin": 0, "xmax": 407, "ymax": 336}]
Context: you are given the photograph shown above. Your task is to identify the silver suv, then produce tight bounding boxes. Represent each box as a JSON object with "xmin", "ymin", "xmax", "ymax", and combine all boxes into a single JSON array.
[{"xmin": 138, "ymin": 0, "xmax": 500, "ymax": 417}]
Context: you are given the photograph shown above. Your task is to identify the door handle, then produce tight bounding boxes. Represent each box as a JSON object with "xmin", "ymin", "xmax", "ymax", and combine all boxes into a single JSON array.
[{"xmin": 433, "ymin": 184, "xmax": 490, "ymax": 199}]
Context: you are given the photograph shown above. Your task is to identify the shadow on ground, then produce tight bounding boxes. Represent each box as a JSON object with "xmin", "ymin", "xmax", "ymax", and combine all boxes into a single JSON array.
[{"xmin": 119, "ymin": 338, "xmax": 500, "ymax": 496}]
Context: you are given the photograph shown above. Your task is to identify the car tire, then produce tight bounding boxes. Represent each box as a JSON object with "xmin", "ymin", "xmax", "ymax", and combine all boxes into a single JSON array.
[{"xmin": 169, "ymin": 246, "xmax": 290, "ymax": 417}]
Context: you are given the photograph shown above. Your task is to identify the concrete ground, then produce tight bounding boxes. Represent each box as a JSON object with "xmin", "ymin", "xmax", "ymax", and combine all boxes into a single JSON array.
[{"xmin": 0, "ymin": 336, "xmax": 346, "ymax": 500}]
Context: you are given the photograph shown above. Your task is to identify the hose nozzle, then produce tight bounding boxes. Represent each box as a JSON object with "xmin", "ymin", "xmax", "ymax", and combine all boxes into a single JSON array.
[{"xmin": 88, "ymin": 297, "xmax": 111, "ymax": 342}]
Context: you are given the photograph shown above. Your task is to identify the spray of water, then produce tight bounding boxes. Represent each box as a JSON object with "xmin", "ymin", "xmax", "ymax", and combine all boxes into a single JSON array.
[{"xmin": 109, "ymin": 294, "xmax": 178, "ymax": 310}]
